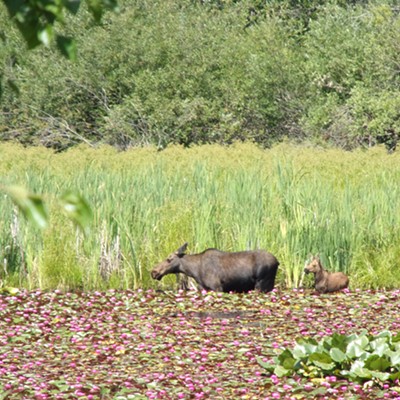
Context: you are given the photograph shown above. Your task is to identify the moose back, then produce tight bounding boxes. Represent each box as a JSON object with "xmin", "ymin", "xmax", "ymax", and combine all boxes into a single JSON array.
[{"xmin": 151, "ymin": 243, "xmax": 279, "ymax": 293}]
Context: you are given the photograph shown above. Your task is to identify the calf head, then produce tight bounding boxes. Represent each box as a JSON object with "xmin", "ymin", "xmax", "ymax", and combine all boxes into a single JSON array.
[
  {"xmin": 304, "ymin": 256, "xmax": 322, "ymax": 275},
  {"xmin": 151, "ymin": 242, "xmax": 188, "ymax": 280}
]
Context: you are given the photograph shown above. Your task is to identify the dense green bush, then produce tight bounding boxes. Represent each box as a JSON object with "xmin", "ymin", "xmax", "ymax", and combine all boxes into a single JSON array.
[
  {"xmin": 301, "ymin": 2, "xmax": 400, "ymax": 149},
  {"xmin": 0, "ymin": 0, "xmax": 399, "ymax": 149}
]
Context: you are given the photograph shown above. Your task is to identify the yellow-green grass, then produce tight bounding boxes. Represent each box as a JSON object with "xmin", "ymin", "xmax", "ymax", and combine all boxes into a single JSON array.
[{"xmin": 1, "ymin": 142, "xmax": 400, "ymax": 291}]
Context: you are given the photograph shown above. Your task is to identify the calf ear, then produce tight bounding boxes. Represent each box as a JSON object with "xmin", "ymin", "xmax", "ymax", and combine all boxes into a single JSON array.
[{"xmin": 177, "ymin": 242, "xmax": 188, "ymax": 256}]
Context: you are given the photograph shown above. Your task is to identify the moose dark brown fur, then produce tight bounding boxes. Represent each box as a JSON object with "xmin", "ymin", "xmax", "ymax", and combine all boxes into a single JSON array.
[
  {"xmin": 151, "ymin": 243, "xmax": 279, "ymax": 293},
  {"xmin": 304, "ymin": 256, "xmax": 349, "ymax": 293}
]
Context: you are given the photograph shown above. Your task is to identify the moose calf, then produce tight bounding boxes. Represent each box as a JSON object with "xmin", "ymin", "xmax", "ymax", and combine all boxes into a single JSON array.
[{"xmin": 304, "ymin": 256, "xmax": 349, "ymax": 293}]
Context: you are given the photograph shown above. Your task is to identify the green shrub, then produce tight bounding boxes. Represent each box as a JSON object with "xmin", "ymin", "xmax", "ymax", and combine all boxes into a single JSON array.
[
  {"xmin": 39, "ymin": 215, "xmax": 85, "ymax": 290},
  {"xmin": 1, "ymin": 0, "xmax": 399, "ymax": 149},
  {"xmin": 301, "ymin": 2, "xmax": 400, "ymax": 149}
]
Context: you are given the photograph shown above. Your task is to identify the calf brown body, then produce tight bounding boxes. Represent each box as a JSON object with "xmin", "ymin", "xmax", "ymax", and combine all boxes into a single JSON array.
[
  {"xmin": 151, "ymin": 243, "xmax": 279, "ymax": 293},
  {"xmin": 304, "ymin": 256, "xmax": 349, "ymax": 293}
]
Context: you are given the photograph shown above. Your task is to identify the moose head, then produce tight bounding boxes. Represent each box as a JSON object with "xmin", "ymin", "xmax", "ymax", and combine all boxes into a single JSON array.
[{"xmin": 151, "ymin": 242, "xmax": 188, "ymax": 280}]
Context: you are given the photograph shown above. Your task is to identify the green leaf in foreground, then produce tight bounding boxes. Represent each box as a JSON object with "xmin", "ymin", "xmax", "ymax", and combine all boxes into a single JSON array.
[
  {"xmin": 274, "ymin": 364, "xmax": 291, "ymax": 378},
  {"xmin": 64, "ymin": 0, "xmax": 81, "ymax": 14},
  {"xmin": 60, "ymin": 191, "xmax": 93, "ymax": 232},
  {"xmin": 56, "ymin": 35, "xmax": 77, "ymax": 61},
  {"xmin": 278, "ymin": 349, "xmax": 297, "ymax": 370},
  {"xmin": 86, "ymin": 0, "xmax": 119, "ymax": 22},
  {"xmin": 5, "ymin": 186, "xmax": 48, "ymax": 229}
]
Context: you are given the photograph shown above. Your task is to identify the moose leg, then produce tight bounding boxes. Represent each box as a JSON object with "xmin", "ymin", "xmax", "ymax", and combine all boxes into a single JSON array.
[
  {"xmin": 177, "ymin": 274, "xmax": 190, "ymax": 291},
  {"xmin": 179, "ymin": 275, "xmax": 201, "ymax": 291},
  {"xmin": 255, "ymin": 267, "xmax": 278, "ymax": 293},
  {"xmin": 255, "ymin": 278, "xmax": 274, "ymax": 293}
]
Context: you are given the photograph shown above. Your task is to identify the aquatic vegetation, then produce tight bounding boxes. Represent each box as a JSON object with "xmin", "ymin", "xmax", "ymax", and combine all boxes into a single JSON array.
[{"xmin": 0, "ymin": 289, "xmax": 400, "ymax": 399}]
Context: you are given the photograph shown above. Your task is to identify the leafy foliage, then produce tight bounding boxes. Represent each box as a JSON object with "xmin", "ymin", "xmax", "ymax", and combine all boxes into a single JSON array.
[
  {"xmin": 260, "ymin": 330, "xmax": 400, "ymax": 383},
  {"xmin": 4, "ymin": 185, "xmax": 48, "ymax": 230},
  {"xmin": 1, "ymin": 184, "xmax": 92, "ymax": 232},
  {"xmin": 1, "ymin": 0, "xmax": 399, "ymax": 149},
  {"xmin": 301, "ymin": 2, "xmax": 400, "ymax": 150},
  {"xmin": 1, "ymin": 0, "xmax": 119, "ymax": 59},
  {"xmin": 60, "ymin": 191, "xmax": 93, "ymax": 233}
]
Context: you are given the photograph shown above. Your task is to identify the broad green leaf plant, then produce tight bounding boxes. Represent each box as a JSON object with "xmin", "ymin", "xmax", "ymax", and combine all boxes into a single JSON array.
[{"xmin": 259, "ymin": 330, "xmax": 400, "ymax": 384}]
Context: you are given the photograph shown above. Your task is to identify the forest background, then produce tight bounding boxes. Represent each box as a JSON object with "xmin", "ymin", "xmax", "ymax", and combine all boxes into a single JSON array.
[{"xmin": 1, "ymin": 0, "xmax": 399, "ymax": 151}]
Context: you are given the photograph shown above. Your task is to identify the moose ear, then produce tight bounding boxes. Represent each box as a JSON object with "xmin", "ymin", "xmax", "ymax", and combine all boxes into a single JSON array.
[{"xmin": 176, "ymin": 242, "xmax": 188, "ymax": 256}]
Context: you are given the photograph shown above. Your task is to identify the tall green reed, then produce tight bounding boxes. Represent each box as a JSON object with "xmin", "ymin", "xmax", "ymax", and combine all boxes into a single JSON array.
[{"xmin": 1, "ymin": 143, "xmax": 400, "ymax": 290}]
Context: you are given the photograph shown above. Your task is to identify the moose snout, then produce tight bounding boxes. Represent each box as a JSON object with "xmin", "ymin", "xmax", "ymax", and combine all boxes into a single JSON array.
[
  {"xmin": 304, "ymin": 268, "xmax": 310, "ymax": 274},
  {"xmin": 151, "ymin": 270, "xmax": 162, "ymax": 280}
]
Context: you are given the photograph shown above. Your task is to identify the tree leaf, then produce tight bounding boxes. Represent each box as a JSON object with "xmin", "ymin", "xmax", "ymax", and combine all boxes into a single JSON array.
[
  {"xmin": 2, "ymin": 0, "xmax": 25, "ymax": 16},
  {"xmin": 6, "ymin": 186, "xmax": 48, "ymax": 229},
  {"xmin": 370, "ymin": 370, "xmax": 390, "ymax": 381},
  {"xmin": 292, "ymin": 344, "xmax": 308, "ymax": 359},
  {"xmin": 85, "ymin": 0, "xmax": 119, "ymax": 22},
  {"xmin": 60, "ymin": 190, "xmax": 93, "ymax": 231},
  {"xmin": 16, "ymin": 19, "xmax": 42, "ymax": 49},
  {"xmin": 375, "ymin": 330, "xmax": 392, "ymax": 340},
  {"xmin": 389, "ymin": 371, "xmax": 400, "ymax": 381},
  {"xmin": 274, "ymin": 364, "xmax": 290, "ymax": 377},
  {"xmin": 392, "ymin": 332, "xmax": 400, "ymax": 343},
  {"xmin": 294, "ymin": 341, "xmax": 318, "ymax": 356},
  {"xmin": 329, "ymin": 332, "xmax": 349, "ymax": 352},
  {"xmin": 256, "ymin": 357, "xmax": 275, "ymax": 371},
  {"xmin": 56, "ymin": 36, "xmax": 77, "ymax": 61},
  {"xmin": 278, "ymin": 349, "xmax": 295, "ymax": 367},
  {"xmin": 349, "ymin": 360, "xmax": 371, "ymax": 379},
  {"xmin": 346, "ymin": 335, "xmax": 370, "ymax": 359},
  {"xmin": 370, "ymin": 338, "xmax": 390, "ymax": 357},
  {"xmin": 388, "ymin": 350, "xmax": 400, "ymax": 366},
  {"xmin": 64, "ymin": 0, "xmax": 82, "ymax": 14},
  {"xmin": 38, "ymin": 24, "xmax": 54, "ymax": 47}
]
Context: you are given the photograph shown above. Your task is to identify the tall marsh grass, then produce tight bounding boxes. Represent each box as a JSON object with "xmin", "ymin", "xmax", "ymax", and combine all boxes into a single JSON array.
[{"xmin": 1, "ymin": 142, "xmax": 400, "ymax": 291}]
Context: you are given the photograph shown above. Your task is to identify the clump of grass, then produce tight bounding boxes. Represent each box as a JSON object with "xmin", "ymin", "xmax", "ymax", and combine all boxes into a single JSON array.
[{"xmin": 38, "ymin": 211, "xmax": 86, "ymax": 290}]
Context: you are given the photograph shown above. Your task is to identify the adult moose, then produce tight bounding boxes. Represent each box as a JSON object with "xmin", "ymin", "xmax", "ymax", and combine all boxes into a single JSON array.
[
  {"xmin": 304, "ymin": 255, "xmax": 349, "ymax": 293},
  {"xmin": 151, "ymin": 243, "xmax": 279, "ymax": 293}
]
